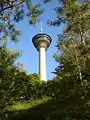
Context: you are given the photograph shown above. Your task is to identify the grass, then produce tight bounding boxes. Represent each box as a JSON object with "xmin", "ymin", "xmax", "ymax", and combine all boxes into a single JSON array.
[
  {"xmin": 6, "ymin": 96, "xmax": 90, "ymax": 120},
  {"xmin": 7, "ymin": 96, "xmax": 52, "ymax": 111}
]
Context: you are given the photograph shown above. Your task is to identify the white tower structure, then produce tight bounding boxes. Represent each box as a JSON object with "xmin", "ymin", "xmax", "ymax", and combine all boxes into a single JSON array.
[{"xmin": 32, "ymin": 30, "xmax": 52, "ymax": 81}]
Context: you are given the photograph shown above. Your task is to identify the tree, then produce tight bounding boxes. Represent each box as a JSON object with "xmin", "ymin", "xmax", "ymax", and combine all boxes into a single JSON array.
[
  {"xmin": 0, "ymin": 46, "xmax": 21, "ymax": 119},
  {"xmin": 0, "ymin": 0, "xmax": 44, "ymax": 44},
  {"xmin": 51, "ymin": 0, "xmax": 90, "ymax": 83},
  {"xmin": 49, "ymin": 1, "xmax": 90, "ymax": 118},
  {"xmin": 0, "ymin": 47, "xmax": 40, "ymax": 119}
]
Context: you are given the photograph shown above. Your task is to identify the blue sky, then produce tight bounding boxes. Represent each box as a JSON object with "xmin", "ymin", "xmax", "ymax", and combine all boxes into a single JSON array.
[{"xmin": 8, "ymin": 0, "xmax": 65, "ymax": 80}]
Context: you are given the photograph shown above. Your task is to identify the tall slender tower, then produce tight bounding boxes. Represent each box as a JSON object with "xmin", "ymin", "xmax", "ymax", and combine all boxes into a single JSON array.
[{"xmin": 32, "ymin": 32, "xmax": 52, "ymax": 81}]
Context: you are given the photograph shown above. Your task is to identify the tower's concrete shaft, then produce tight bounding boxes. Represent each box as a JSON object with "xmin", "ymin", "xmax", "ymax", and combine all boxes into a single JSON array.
[{"xmin": 39, "ymin": 46, "xmax": 46, "ymax": 80}]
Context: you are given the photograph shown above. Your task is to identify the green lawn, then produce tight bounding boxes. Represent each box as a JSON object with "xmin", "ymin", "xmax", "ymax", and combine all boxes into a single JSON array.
[
  {"xmin": 7, "ymin": 97, "xmax": 51, "ymax": 111},
  {"xmin": 7, "ymin": 96, "xmax": 90, "ymax": 120}
]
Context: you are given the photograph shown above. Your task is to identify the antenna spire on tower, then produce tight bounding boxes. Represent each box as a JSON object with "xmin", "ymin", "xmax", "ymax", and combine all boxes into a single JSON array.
[{"xmin": 40, "ymin": 20, "xmax": 43, "ymax": 33}]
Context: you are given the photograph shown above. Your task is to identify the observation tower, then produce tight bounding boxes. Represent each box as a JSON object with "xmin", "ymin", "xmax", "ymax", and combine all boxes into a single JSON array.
[{"xmin": 32, "ymin": 25, "xmax": 52, "ymax": 81}]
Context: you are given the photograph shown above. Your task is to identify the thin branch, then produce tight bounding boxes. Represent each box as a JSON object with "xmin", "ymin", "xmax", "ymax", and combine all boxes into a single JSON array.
[
  {"xmin": 12, "ymin": 0, "xmax": 26, "ymax": 7},
  {"xmin": 0, "ymin": 0, "xmax": 26, "ymax": 13},
  {"xmin": 0, "ymin": 0, "xmax": 26, "ymax": 7},
  {"xmin": 0, "ymin": 6, "xmax": 11, "ymax": 14}
]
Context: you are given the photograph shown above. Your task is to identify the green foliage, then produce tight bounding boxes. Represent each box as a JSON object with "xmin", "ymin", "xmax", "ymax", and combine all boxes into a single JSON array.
[
  {"xmin": 0, "ymin": 47, "xmax": 21, "ymax": 120},
  {"xmin": 29, "ymin": 3, "xmax": 43, "ymax": 24},
  {"xmin": 7, "ymin": 97, "xmax": 51, "ymax": 111},
  {"xmin": 54, "ymin": 39, "xmax": 90, "ymax": 82},
  {"xmin": 3, "ymin": 78, "xmax": 90, "ymax": 120},
  {"xmin": 0, "ymin": 0, "xmax": 43, "ymax": 43},
  {"xmin": 0, "ymin": 47, "xmax": 90, "ymax": 120},
  {"xmin": 0, "ymin": 47, "xmax": 43, "ymax": 119},
  {"xmin": 51, "ymin": 0, "xmax": 90, "ymax": 84},
  {"xmin": 28, "ymin": 73, "xmax": 40, "ymax": 81}
]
